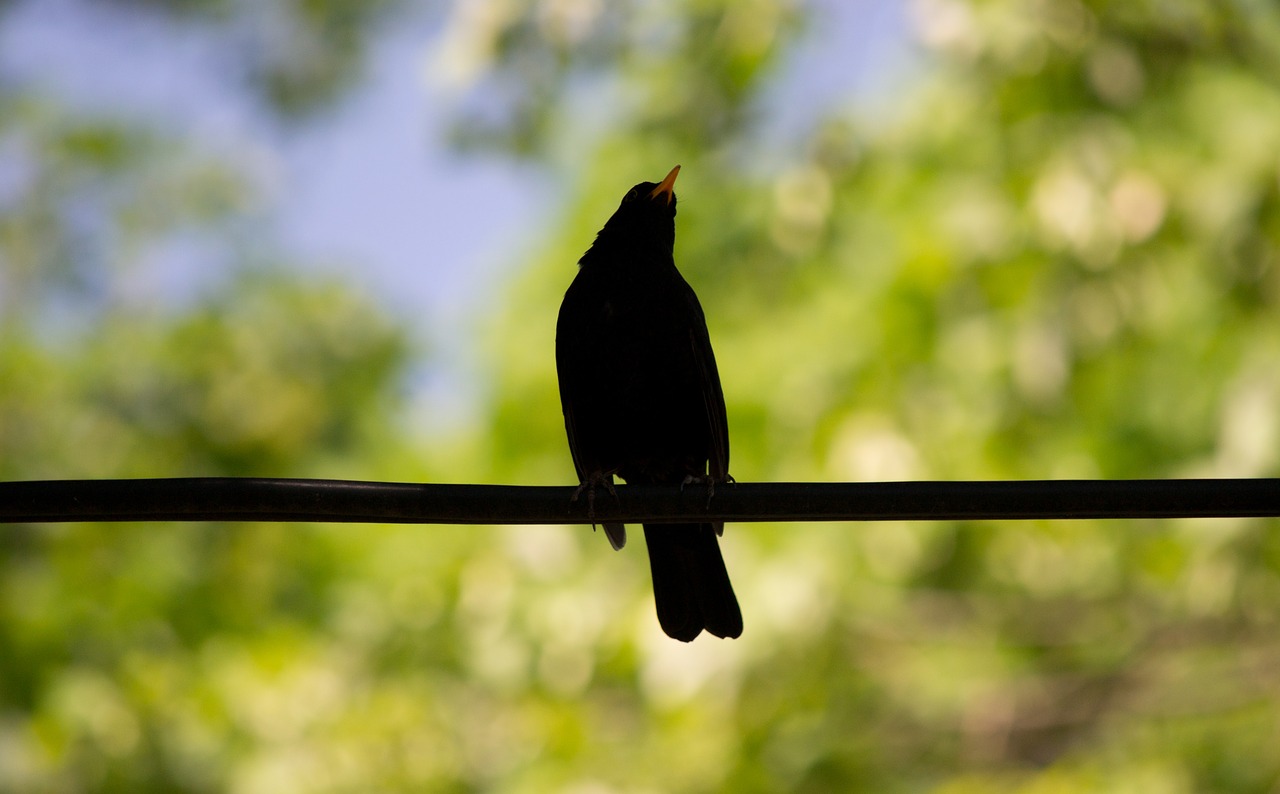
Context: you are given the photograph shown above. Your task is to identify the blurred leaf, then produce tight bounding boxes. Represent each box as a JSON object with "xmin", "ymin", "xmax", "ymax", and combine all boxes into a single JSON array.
[{"xmin": 5, "ymin": 0, "xmax": 1280, "ymax": 791}]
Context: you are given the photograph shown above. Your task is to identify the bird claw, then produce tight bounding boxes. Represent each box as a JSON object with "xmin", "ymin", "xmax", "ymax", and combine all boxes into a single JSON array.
[
  {"xmin": 571, "ymin": 471, "xmax": 618, "ymax": 523},
  {"xmin": 681, "ymin": 472, "xmax": 734, "ymax": 508}
]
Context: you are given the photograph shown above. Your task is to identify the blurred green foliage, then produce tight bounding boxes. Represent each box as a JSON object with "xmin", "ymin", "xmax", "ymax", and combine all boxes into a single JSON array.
[
  {"xmin": 118, "ymin": 0, "xmax": 404, "ymax": 117},
  {"xmin": 4, "ymin": 0, "xmax": 1280, "ymax": 791}
]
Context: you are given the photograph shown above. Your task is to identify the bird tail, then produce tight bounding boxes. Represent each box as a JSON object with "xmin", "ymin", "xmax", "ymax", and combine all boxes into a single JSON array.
[{"xmin": 642, "ymin": 524, "xmax": 743, "ymax": 642}]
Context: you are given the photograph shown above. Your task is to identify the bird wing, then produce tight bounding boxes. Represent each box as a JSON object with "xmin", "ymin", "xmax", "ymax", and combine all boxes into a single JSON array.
[
  {"xmin": 556, "ymin": 300, "xmax": 628, "ymax": 551},
  {"xmin": 691, "ymin": 322, "xmax": 730, "ymax": 480},
  {"xmin": 559, "ymin": 381, "xmax": 588, "ymax": 484},
  {"xmin": 563, "ymin": 400, "xmax": 627, "ymax": 550},
  {"xmin": 688, "ymin": 297, "xmax": 730, "ymax": 538}
]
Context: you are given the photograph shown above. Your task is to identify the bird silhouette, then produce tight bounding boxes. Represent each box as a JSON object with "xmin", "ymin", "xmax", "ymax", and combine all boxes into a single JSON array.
[{"xmin": 556, "ymin": 165, "xmax": 742, "ymax": 641}]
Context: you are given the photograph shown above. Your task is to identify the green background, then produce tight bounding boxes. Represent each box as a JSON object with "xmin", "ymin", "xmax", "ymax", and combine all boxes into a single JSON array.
[{"xmin": 3, "ymin": 1, "xmax": 1280, "ymax": 791}]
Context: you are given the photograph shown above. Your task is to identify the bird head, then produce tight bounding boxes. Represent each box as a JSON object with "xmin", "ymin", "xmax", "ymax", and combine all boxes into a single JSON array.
[
  {"xmin": 593, "ymin": 165, "xmax": 681, "ymax": 255},
  {"xmin": 623, "ymin": 164, "xmax": 680, "ymax": 213}
]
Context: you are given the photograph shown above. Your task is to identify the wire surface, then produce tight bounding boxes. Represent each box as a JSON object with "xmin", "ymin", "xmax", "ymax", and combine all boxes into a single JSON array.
[{"xmin": 2, "ymin": 478, "xmax": 1278, "ymax": 523}]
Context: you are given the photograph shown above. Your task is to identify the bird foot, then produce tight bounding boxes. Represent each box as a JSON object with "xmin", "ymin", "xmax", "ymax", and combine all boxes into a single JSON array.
[
  {"xmin": 571, "ymin": 471, "xmax": 618, "ymax": 523},
  {"xmin": 680, "ymin": 472, "xmax": 735, "ymax": 508}
]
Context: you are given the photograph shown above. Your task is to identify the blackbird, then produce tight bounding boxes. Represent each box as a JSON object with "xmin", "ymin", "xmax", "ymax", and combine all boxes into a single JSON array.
[{"xmin": 555, "ymin": 165, "xmax": 743, "ymax": 642}]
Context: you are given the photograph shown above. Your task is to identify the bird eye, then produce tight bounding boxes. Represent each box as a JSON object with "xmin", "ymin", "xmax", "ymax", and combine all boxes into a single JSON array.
[{"xmin": 624, "ymin": 189, "xmax": 638, "ymax": 202}]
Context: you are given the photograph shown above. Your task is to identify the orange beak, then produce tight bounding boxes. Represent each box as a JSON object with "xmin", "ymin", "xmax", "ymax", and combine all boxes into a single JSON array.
[{"xmin": 647, "ymin": 165, "xmax": 680, "ymax": 205}]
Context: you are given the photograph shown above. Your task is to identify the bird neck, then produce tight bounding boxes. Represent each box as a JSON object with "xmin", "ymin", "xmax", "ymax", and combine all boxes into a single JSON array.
[{"xmin": 580, "ymin": 228, "xmax": 675, "ymax": 271}]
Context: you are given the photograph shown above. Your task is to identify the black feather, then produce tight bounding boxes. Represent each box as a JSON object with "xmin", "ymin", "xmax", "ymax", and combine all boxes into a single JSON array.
[{"xmin": 555, "ymin": 167, "xmax": 742, "ymax": 642}]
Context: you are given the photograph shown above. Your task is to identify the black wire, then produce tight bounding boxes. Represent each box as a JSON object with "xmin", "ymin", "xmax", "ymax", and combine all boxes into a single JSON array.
[{"xmin": 1, "ymin": 477, "xmax": 1278, "ymax": 524}]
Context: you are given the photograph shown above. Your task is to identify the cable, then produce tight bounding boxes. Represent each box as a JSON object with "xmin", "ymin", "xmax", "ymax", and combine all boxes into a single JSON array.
[{"xmin": 2, "ymin": 477, "xmax": 1278, "ymax": 523}]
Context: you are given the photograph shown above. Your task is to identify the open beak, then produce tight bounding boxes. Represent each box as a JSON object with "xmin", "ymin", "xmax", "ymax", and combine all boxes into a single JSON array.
[{"xmin": 647, "ymin": 165, "xmax": 680, "ymax": 205}]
